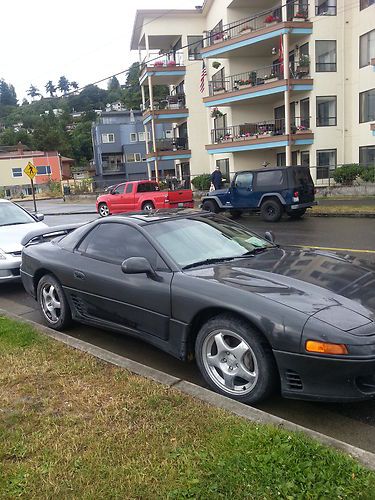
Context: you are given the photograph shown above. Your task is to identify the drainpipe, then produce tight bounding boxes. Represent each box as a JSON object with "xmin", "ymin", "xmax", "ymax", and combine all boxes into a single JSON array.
[
  {"xmin": 283, "ymin": 31, "xmax": 292, "ymax": 166},
  {"xmin": 148, "ymin": 75, "xmax": 159, "ymax": 182}
]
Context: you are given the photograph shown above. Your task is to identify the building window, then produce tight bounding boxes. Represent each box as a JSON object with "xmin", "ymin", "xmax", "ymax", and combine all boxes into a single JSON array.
[
  {"xmin": 316, "ymin": 96, "xmax": 337, "ymax": 126},
  {"xmin": 359, "ymin": 89, "xmax": 375, "ymax": 123},
  {"xmin": 315, "ymin": 0, "xmax": 336, "ymax": 15},
  {"xmin": 138, "ymin": 132, "xmax": 146, "ymax": 141},
  {"xmin": 359, "ymin": 30, "xmax": 375, "ymax": 68},
  {"xmin": 187, "ymin": 36, "xmax": 203, "ymax": 60},
  {"xmin": 212, "ymin": 68, "xmax": 226, "ymax": 92},
  {"xmin": 36, "ymin": 165, "xmax": 52, "ymax": 175},
  {"xmin": 360, "ymin": 0, "xmax": 375, "ymax": 10},
  {"xmin": 301, "ymin": 151, "xmax": 310, "ymax": 167},
  {"xmin": 101, "ymin": 133, "xmax": 115, "ymax": 143},
  {"xmin": 276, "ymin": 152, "xmax": 298, "ymax": 167},
  {"xmin": 316, "ymin": 40, "xmax": 337, "ymax": 71},
  {"xmin": 126, "ymin": 153, "xmax": 142, "ymax": 163},
  {"xmin": 11, "ymin": 168, "xmax": 22, "ymax": 178},
  {"xmin": 130, "ymin": 133, "xmax": 137, "ymax": 143},
  {"xmin": 317, "ymin": 149, "xmax": 336, "ymax": 179},
  {"xmin": 216, "ymin": 159, "xmax": 230, "ymax": 182},
  {"xmin": 300, "ymin": 98, "xmax": 310, "ymax": 128},
  {"xmin": 360, "ymin": 145, "xmax": 375, "ymax": 166}
]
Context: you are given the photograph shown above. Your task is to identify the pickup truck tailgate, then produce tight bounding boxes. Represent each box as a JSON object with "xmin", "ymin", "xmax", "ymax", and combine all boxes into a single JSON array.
[{"xmin": 167, "ymin": 189, "xmax": 194, "ymax": 207}]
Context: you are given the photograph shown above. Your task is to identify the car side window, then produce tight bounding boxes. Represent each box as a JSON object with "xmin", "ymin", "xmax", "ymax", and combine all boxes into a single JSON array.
[
  {"xmin": 255, "ymin": 170, "xmax": 284, "ymax": 188},
  {"xmin": 125, "ymin": 183, "xmax": 133, "ymax": 194},
  {"xmin": 77, "ymin": 223, "xmax": 168, "ymax": 271},
  {"xmin": 234, "ymin": 172, "xmax": 253, "ymax": 189},
  {"xmin": 113, "ymin": 184, "xmax": 125, "ymax": 194}
]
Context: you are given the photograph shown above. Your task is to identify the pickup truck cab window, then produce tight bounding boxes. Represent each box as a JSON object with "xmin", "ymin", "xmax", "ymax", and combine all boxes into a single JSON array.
[
  {"xmin": 235, "ymin": 172, "xmax": 253, "ymax": 189},
  {"xmin": 125, "ymin": 183, "xmax": 133, "ymax": 194},
  {"xmin": 113, "ymin": 184, "xmax": 125, "ymax": 194},
  {"xmin": 137, "ymin": 182, "xmax": 159, "ymax": 193}
]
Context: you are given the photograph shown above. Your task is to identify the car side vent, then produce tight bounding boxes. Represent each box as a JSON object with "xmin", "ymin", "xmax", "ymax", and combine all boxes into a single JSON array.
[
  {"xmin": 285, "ymin": 370, "xmax": 303, "ymax": 390},
  {"xmin": 71, "ymin": 294, "xmax": 87, "ymax": 317}
]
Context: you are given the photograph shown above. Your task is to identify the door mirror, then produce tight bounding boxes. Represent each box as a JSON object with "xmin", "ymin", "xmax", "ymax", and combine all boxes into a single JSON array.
[
  {"xmin": 34, "ymin": 213, "xmax": 44, "ymax": 222},
  {"xmin": 264, "ymin": 231, "xmax": 275, "ymax": 244},
  {"xmin": 121, "ymin": 257, "xmax": 157, "ymax": 279}
]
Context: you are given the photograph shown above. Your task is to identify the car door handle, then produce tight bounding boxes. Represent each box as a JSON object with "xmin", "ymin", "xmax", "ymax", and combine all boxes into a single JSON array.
[{"xmin": 74, "ymin": 271, "xmax": 86, "ymax": 280}]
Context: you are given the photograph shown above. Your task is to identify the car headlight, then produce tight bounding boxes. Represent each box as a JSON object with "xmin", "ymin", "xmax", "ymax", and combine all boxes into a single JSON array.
[{"xmin": 0, "ymin": 249, "xmax": 7, "ymax": 260}]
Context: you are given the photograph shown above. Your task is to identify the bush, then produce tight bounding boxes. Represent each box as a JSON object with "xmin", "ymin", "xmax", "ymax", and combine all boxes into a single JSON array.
[
  {"xmin": 360, "ymin": 167, "xmax": 375, "ymax": 183},
  {"xmin": 191, "ymin": 173, "xmax": 211, "ymax": 191},
  {"xmin": 332, "ymin": 164, "xmax": 363, "ymax": 185}
]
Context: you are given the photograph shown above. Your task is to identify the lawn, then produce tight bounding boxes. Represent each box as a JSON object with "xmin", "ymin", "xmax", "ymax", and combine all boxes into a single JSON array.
[
  {"xmin": 1, "ymin": 316, "xmax": 375, "ymax": 499},
  {"xmin": 311, "ymin": 205, "xmax": 375, "ymax": 215}
]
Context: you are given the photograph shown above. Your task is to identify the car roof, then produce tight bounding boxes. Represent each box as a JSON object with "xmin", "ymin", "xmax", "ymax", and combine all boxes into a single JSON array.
[
  {"xmin": 108, "ymin": 209, "xmax": 207, "ymax": 225},
  {"xmin": 0, "ymin": 199, "xmax": 11, "ymax": 203}
]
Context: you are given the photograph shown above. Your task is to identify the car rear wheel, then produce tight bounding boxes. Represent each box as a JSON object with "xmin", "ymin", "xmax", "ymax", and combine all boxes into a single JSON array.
[
  {"xmin": 195, "ymin": 314, "xmax": 277, "ymax": 404},
  {"xmin": 98, "ymin": 203, "xmax": 110, "ymax": 217},
  {"xmin": 260, "ymin": 199, "xmax": 282, "ymax": 222},
  {"xmin": 142, "ymin": 201, "xmax": 155, "ymax": 212},
  {"xmin": 37, "ymin": 274, "xmax": 72, "ymax": 330},
  {"xmin": 202, "ymin": 200, "xmax": 220, "ymax": 213},
  {"xmin": 288, "ymin": 208, "xmax": 306, "ymax": 219}
]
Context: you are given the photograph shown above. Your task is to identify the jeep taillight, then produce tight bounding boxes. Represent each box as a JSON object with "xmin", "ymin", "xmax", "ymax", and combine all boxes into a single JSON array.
[{"xmin": 294, "ymin": 191, "xmax": 299, "ymax": 198}]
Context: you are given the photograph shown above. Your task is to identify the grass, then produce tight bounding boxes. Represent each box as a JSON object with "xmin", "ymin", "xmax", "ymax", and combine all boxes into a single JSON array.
[
  {"xmin": 311, "ymin": 205, "xmax": 375, "ymax": 214},
  {"xmin": 1, "ymin": 316, "xmax": 375, "ymax": 499}
]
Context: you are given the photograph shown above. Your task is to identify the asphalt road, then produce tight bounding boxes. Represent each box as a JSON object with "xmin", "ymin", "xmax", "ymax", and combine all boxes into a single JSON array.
[{"xmin": 2, "ymin": 211, "xmax": 375, "ymax": 452}]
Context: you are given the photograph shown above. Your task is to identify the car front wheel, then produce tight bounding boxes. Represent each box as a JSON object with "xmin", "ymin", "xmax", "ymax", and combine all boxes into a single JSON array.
[
  {"xmin": 202, "ymin": 200, "xmax": 220, "ymax": 213},
  {"xmin": 98, "ymin": 203, "xmax": 110, "ymax": 217},
  {"xmin": 195, "ymin": 314, "xmax": 277, "ymax": 404},
  {"xmin": 37, "ymin": 274, "xmax": 72, "ymax": 330}
]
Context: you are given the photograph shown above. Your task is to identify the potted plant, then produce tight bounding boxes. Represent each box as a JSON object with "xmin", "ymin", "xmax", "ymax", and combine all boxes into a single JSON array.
[
  {"xmin": 264, "ymin": 72, "xmax": 278, "ymax": 83},
  {"xmin": 167, "ymin": 60, "xmax": 177, "ymax": 67},
  {"xmin": 212, "ymin": 61, "xmax": 221, "ymax": 69},
  {"xmin": 239, "ymin": 23, "xmax": 252, "ymax": 35},
  {"xmin": 236, "ymin": 79, "xmax": 252, "ymax": 89},
  {"xmin": 249, "ymin": 71, "xmax": 257, "ymax": 86},
  {"xmin": 213, "ymin": 33, "xmax": 223, "ymax": 44},
  {"xmin": 296, "ymin": 55, "xmax": 310, "ymax": 75},
  {"xmin": 293, "ymin": 11, "xmax": 308, "ymax": 21},
  {"xmin": 264, "ymin": 15, "xmax": 280, "ymax": 25},
  {"xmin": 154, "ymin": 60, "xmax": 164, "ymax": 67},
  {"xmin": 296, "ymin": 125, "xmax": 311, "ymax": 134},
  {"xmin": 211, "ymin": 107, "xmax": 224, "ymax": 118}
]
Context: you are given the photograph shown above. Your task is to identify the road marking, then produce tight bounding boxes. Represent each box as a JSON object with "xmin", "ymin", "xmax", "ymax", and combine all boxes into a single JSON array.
[{"xmin": 290, "ymin": 245, "xmax": 375, "ymax": 254}]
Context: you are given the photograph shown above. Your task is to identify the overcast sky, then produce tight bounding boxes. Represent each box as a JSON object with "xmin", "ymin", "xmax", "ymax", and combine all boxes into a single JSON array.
[{"xmin": 0, "ymin": 0, "xmax": 199, "ymax": 100}]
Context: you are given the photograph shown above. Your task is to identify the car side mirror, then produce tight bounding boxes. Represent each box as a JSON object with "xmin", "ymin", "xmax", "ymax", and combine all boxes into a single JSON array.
[
  {"xmin": 264, "ymin": 231, "xmax": 275, "ymax": 244},
  {"xmin": 34, "ymin": 213, "xmax": 44, "ymax": 222},
  {"xmin": 121, "ymin": 257, "xmax": 158, "ymax": 280},
  {"xmin": 110, "ymin": 189, "xmax": 116, "ymax": 195}
]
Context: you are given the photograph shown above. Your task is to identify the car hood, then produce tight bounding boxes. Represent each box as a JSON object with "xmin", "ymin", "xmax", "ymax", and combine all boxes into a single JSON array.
[
  {"xmin": 0, "ymin": 221, "xmax": 47, "ymax": 253},
  {"xmin": 186, "ymin": 247, "xmax": 375, "ymax": 323}
]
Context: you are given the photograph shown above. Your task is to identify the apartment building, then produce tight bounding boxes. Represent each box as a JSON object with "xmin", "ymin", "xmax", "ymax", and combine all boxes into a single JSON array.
[
  {"xmin": 91, "ymin": 109, "xmax": 175, "ymax": 187},
  {"xmin": 131, "ymin": 1, "xmax": 374, "ymax": 184}
]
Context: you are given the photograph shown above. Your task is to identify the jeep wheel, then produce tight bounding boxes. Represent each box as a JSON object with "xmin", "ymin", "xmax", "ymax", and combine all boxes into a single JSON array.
[
  {"xmin": 288, "ymin": 208, "xmax": 306, "ymax": 220},
  {"xmin": 202, "ymin": 200, "xmax": 220, "ymax": 213},
  {"xmin": 260, "ymin": 199, "xmax": 282, "ymax": 222}
]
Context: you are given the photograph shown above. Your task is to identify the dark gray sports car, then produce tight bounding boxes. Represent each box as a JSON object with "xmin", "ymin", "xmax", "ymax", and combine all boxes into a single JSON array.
[{"xmin": 21, "ymin": 211, "xmax": 375, "ymax": 404}]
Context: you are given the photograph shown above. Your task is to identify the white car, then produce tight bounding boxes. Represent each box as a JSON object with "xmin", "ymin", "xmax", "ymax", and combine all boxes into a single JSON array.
[{"xmin": 0, "ymin": 199, "xmax": 47, "ymax": 283}]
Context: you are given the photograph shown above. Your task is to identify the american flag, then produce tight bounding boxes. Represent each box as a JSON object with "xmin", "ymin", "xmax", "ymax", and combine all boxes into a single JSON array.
[{"xmin": 200, "ymin": 60, "xmax": 207, "ymax": 94}]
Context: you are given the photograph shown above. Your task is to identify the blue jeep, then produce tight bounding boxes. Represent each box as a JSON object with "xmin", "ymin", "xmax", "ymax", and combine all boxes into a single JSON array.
[{"xmin": 201, "ymin": 166, "xmax": 317, "ymax": 222}]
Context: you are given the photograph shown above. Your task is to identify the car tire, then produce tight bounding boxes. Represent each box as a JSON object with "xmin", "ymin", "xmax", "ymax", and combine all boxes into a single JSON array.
[
  {"xmin": 288, "ymin": 208, "xmax": 306, "ymax": 219},
  {"xmin": 142, "ymin": 201, "xmax": 155, "ymax": 212},
  {"xmin": 202, "ymin": 200, "xmax": 220, "ymax": 213},
  {"xmin": 230, "ymin": 210, "xmax": 243, "ymax": 219},
  {"xmin": 260, "ymin": 199, "xmax": 283, "ymax": 222},
  {"xmin": 195, "ymin": 314, "xmax": 278, "ymax": 404},
  {"xmin": 98, "ymin": 203, "xmax": 110, "ymax": 217},
  {"xmin": 37, "ymin": 274, "xmax": 72, "ymax": 331}
]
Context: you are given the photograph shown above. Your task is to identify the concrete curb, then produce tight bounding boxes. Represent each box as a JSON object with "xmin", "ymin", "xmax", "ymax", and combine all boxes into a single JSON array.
[
  {"xmin": 2, "ymin": 307, "xmax": 375, "ymax": 471},
  {"xmin": 308, "ymin": 213, "xmax": 375, "ymax": 218},
  {"xmin": 43, "ymin": 211, "xmax": 97, "ymax": 216}
]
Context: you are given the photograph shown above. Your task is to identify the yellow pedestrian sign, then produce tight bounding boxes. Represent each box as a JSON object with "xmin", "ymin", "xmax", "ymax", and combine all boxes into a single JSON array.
[{"xmin": 24, "ymin": 162, "xmax": 37, "ymax": 180}]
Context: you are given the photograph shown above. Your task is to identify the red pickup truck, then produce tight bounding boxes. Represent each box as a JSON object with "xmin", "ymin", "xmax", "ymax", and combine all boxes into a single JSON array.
[{"xmin": 96, "ymin": 180, "xmax": 194, "ymax": 217}]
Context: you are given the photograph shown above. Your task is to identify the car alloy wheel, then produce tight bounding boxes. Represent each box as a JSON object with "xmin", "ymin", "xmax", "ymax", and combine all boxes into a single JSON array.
[
  {"xmin": 37, "ymin": 274, "xmax": 72, "ymax": 330},
  {"xmin": 40, "ymin": 283, "xmax": 61, "ymax": 324},
  {"xmin": 142, "ymin": 202, "xmax": 155, "ymax": 212},
  {"xmin": 98, "ymin": 203, "xmax": 110, "ymax": 217},
  {"xmin": 202, "ymin": 329, "xmax": 259, "ymax": 396}
]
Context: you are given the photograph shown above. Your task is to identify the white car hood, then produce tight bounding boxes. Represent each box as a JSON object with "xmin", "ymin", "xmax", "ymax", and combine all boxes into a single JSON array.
[{"xmin": 0, "ymin": 222, "xmax": 47, "ymax": 253}]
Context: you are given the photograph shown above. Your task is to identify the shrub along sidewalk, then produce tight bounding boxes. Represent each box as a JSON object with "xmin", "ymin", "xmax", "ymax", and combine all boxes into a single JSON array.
[{"xmin": 1, "ymin": 316, "xmax": 375, "ymax": 499}]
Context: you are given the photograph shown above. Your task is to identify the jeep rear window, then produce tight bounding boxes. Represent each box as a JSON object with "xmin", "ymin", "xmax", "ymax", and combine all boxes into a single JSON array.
[
  {"xmin": 256, "ymin": 170, "xmax": 284, "ymax": 188},
  {"xmin": 292, "ymin": 168, "xmax": 313, "ymax": 186}
]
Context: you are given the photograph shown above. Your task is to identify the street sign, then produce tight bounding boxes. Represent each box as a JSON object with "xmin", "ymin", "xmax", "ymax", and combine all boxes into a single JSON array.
[{"xmin": 24, "ymin": 162, "xmax": 37, "ymax": 180}]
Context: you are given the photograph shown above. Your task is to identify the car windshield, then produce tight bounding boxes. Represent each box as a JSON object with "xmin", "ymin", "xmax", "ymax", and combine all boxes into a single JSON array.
[
  {"xmin": 0, "ymin": 202, "xmax": 35, "ymax": 227},
  {"xmin": 145, "ymin": 214, "xmax": 273, "ymax": 269}
]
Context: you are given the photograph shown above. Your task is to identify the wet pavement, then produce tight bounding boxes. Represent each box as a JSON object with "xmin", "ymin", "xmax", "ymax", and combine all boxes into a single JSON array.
[{"xmin": 2, "ymin": 212, "xmax": 375, "ymax": 452}]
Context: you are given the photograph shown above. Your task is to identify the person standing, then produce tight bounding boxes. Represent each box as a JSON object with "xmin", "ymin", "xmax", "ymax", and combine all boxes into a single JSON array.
[{"xmin": 211, "ymin": 166, "xmax": 223, "ymax": 190}]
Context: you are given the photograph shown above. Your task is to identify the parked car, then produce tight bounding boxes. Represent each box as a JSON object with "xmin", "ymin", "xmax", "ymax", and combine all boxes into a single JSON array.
[
  {"xmin": 96, "ymin": 180, "xmax": 194, "ymax": 217},
  {"xmin": 0, "ymin": 199, "xmax": 46, "ymax": 283},
  {"xmin": 21, "ymin": 211, "xmax": 375, "ymax": 404},
  {"xmin": 201, "ymin": 166, "xmax": 316, "ymax": 222}
]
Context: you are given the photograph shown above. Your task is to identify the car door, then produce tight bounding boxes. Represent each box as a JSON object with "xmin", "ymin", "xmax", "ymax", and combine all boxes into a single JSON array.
[
  {"xmin": 122, "ymin": 182, "xmax": 135, "ymax": 211},
  {"xmin": 230, "ymin": 172, "xmax": 257, "ymax": 208},
  {"xmin": 109, "ymin": 183, "xmax": 126, "ymax": 213},
  {"xmin": 64, "ymin": 221, "xmax": 172, "ymax": 340}
]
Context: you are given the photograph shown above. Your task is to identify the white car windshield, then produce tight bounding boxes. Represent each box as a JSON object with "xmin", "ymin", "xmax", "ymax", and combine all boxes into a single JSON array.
[
  {"xmin": 145, "ymin": 214, "xmax": 273, "ymax": 269},
  {"xmin": 0, "ymin": 203, "xmax": 35, "ymax": 227}
]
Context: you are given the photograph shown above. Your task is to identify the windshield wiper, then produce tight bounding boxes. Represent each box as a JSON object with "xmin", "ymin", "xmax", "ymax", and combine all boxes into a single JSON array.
[
  {"xmin": 240, "ymin": 247, "xmax": 269, "ymax": 256},
  {"xmin": 183, "ymin": 256, "xmax": 237, "ymax": 270},
  {"xmin": 0, "ymin": 222, "xmax": 29, "ymax": 227}
]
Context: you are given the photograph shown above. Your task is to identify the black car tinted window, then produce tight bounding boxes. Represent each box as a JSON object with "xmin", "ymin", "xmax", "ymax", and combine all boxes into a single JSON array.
[
  {"xmin": 255, "ymin": 170, "xmax": 284, "ymax": 188},
  {"xmin": 292, "ymin": 168, "xmax": 314, "ymax": 186},
  {"xmin": 137, "ymin": 182, "xmax": 159, "ymax": 193},
  {"xmin": 125, "ymin": 183, "xmax": 133, "ymax": 194},
  {"xmin": 77, "ymin": 223, "xmax": 167, "ymax": 269}
]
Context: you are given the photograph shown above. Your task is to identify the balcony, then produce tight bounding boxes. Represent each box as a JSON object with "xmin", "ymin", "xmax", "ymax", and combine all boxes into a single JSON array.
[
  {"xmin": 206, "ymin": 118, "xmax": 313, "ymax": 154},
  {"xmin": 201, "ymin": 2, "xmax": 312, "ymax": 59},
  {"xmin": 204, "ymin": 62, "xmax": 313, "ymax": 107},
  {"xmin": 102, "ymin": 162, "xmax": 126, "ymax": 175},
  {"xmin": 142, "ymin": 93, "xmax": 189, "ymax": 124},
  {"xmin": 146, "ymin": 138, "xmax": 191, "ymax": 162},
  {"xmin": 139, "ymin": 51, "xmax": 186, "ymax": 86}
]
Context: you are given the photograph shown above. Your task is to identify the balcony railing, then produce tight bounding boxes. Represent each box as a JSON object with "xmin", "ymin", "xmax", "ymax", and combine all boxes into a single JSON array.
[
  {"xmin": 211, "ymin": 117, "xmax": 310, "ymax": 144},
  {"xmin": 149, "ymin": 137, "xmax": 189, "ymax": 153},
  {"xmin": 204, "ymin": 1, "xmax": 309, "ymax": 47},
  {"xmin": 143, "ymin": 93, "xmax": 186, "ymax": 111},
  {"xmin": 102, "ymin": 162, "xmax": 126, "ymax": 174},
  {"xmin": 141, "ymin": 50, "xmax": 184, "ymax": 70}
]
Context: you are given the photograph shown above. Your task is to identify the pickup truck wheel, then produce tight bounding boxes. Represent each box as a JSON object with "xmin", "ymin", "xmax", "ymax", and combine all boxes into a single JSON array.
[
  {"xmin": 98, "ymin": 203, "xmax": 110, "ymax": 217},
  {"xmin": 260, "ymin": 199, "xmax": 282, "ymax": 222},
  {"xmin": 230, "ymin": 210, "xmax": 243, "ymax": 220},
  {"xmin": 202, "ymin": 200, "xmax": 220, "ymax": 213},
  {"xmin": 288, "ymin": 208, "xmax": 306, "ymax": 219},
  {"xmin": 142, "ymin": 201, "xmax": 155, "ymax": 212}
]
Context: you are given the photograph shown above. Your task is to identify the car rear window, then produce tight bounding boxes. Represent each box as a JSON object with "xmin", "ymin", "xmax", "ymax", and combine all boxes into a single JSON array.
[
  {"xmin": 255, "ymin": 170, "xmax": 284, "ymax": 188},
  {"xmin": 292, "ymin": 168, "xmax": 313, "ymax": 186}
]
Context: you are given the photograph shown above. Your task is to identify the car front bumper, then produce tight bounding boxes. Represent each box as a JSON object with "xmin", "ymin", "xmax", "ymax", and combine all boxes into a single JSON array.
[
  {"xmin": 274, "ymin": 350, "xmax": 375, "ymax": 402},
  {"xmin": 0, "ymin": 255, "xmax": 21, "ymax": 282}
]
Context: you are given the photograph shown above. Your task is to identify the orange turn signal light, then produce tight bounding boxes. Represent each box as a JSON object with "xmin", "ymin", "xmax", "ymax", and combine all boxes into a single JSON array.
[{"xmin": 305, "ymin": 340, "xmax": 348, "ymax": 355}]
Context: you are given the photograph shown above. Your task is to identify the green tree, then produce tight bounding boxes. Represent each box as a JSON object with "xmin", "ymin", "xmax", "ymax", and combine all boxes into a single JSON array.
[
  {"xmin": 70, "ymin": 81, "xmax": 79, "ymax": 90},
  {"xmin": 70, "ymin": 120, "xmax": 93, "ymax": 165},
  {"xmin": 45, "ymin": 80, "xmax": 56, "ymax": 97},
  {"xmin": 27, "ymin": 84, "xmax": 40, "ymax": 100},
  {"xmin": 57, "ymin": 76, "xmax": 70, "ymax": 95},
  {"xmin": 0, "ymin": 80, "xmax": 18, "ymax": 106},
  {"xmin": 122, "ymin": 63, "xmax": 142, "ymax": 109},
  {"xmin": 108, "ymin": 76, "xmax": 120, "ymax": 91}
]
